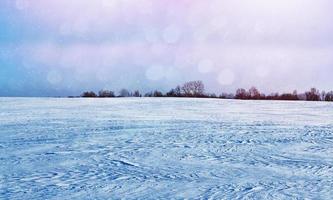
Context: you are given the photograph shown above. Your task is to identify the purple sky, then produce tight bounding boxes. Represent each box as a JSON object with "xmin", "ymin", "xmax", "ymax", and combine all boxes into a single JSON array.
[{"xmin": 1, "ymin": 0, "xmax": 333, "ymax": 96}]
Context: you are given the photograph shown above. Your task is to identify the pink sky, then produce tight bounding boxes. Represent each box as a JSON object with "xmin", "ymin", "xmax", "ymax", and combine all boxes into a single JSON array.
[{"xmin": 1, "ymin": 0, "xmax": 333, "ymax": 95}]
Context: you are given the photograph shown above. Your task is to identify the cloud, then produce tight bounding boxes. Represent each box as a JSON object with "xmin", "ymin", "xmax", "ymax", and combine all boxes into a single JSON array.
[
  {"xmin": 16, "ymin": 0, "xmax": 331, "ymax": 43},
  {"xmin": 2, "ymin": 0, "xmax": 333, "ymax": 95}
]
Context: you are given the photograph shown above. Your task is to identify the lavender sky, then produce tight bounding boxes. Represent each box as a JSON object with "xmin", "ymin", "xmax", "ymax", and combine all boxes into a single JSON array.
[{"xmin": 0, "ymin": 0, "xmax": 333, "ymax": 96}]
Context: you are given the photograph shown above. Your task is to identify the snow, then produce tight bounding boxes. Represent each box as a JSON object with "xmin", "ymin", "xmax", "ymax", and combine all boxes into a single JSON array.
[{"xmin": 0, "ymin": 98, "xmax": 333, "ymax": 199}]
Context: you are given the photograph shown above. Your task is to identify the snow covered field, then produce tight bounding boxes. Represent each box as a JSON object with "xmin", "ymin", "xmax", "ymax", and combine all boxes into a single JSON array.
[{"xmin": 0, "ymin": 98, "xmax": 333, "ymax": 199}]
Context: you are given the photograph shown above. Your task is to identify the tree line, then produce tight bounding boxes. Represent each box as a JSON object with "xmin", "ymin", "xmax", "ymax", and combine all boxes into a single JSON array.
[{"xmin": 80, "ymin": 80, "xmax": 333, "ymax": 102}]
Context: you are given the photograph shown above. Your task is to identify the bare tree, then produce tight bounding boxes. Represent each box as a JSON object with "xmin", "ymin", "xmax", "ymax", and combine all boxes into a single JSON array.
[
  {"xmin": 175, "ymin": 86, "xmax": 182, "ymax": 96},
  {"xmin": 279, "ymin": 93, "xmax": 299, "ymax": 101},
  {"xmin": 181, "ymin": 81, "xmax": 205, "ymax": 97},
  {"xmin": 248, "ymin": 87, "xmax": 261, "ymax": 99},
  {"xmin": 144, "ymin": 92, "xmax": 153, "ymax": 97},
  {"xmin": 153, "ymin": 90, "xmax": 163, "ymax": 97},
  {"xmin": 98, "ymin": 90, "xmax": 115, "ymax": 98},
  {"xmin": 81, "ymin": 91, "xmax": 97, "ymax": 98},
  {"xmin": 321, "ymin": 91, "xmax": 326, "ymax": 101},
  {"xmin": 133, "ymin": 90, "xmax": 142, "ymax": 97},
  {"xmin": 266, "ymin": 93, "xmax": 279, "ymax": 100},
  {"xmin": 325, "ymin": 91, "xmax": 333, "ymax": 101},
  {"xmin": 235, "ymin": 88, "xmax": 248, "ymax": 99},
  {"xmin": 305, "ymin": 88, "xmax": 321, "ymax": 101},
  {"xmin": 209, "ymin": 93, "xmax": 217, "ymax": 98},
  {"xmin": 219, "ymin": 93, "xmax": 234, "ymax": 99},
  {"xmin": 166, "ymin": 85, "xmax": 182, "ymax": 97},
  {"xmin": 166, "ymin": 89, "xmax": 176, "ymax": 97},
  {"xmin": 119, "ymin": 89, "xmax": 130, "ymax": 97},
  {"xmin": 80, "ymin": 84, "xmax": 333, "ymax": 102}
]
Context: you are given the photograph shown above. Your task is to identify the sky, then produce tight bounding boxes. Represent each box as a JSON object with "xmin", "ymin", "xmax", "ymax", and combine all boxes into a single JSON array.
[{"xmin": 0, "ymin": 0, "xmax": 333, "ymax": 96}]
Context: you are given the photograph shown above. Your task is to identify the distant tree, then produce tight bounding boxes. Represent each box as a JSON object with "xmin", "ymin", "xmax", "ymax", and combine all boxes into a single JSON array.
[
  {"xmin": 260, "ymin": 93, "xmax": 266, "ymax": 99},
  {"xmin": 181, "ymin": 81, "xmax": 205, "ymax": 97},
  {"xmin": 321, "ymin": 91, "xmax": 326, "ymax": 101},
  {"xmin": 166, "ymin": 89, "xmax": 177, "ymax": 97},
  {"xmin": 175, "ymin": 86, "xmax": 182, "ymax": 96},
  {"xmin": 133, "ymin": 90, "xmax": 142, "ymax": 97},
  {"xmin": 144, "ymin": 92, "xmax": 153, "ymax": 97},
  {"xmin": 305, "ymin": 88, "xmax": 321, "ymax": 101},
  {"xmin": 209, "ymin": 93, "xmax": 217, "ymax": 98},
  {"xmin": 219, "ymin": 93, "xmax": 227, "ymax": 99},
  {"xmin": 297, "ymin": 93, "xmax": 307, "ymax": 101},
  {"xmin": 81, "ymin": 91, "xmax": 97, "ymax": 98},
  {"xmin": 248, "ymin": 87, "xmax": 261, "ymax": 99},
  {"xmin": 166, "ymin": 85, "xmax": 182, "ymax": 97},
  {"xmin": 219, "ymin": 93, "xmax": 235, "ymax": 99},
  {"xmin": 235, "ymin": 88, "xmax": 248, "ymax": 99},
  {"xmin": 325, "ymin": 91, "xmax": 333, "ymax": 101},
  {"xmin": 80, "ymin": 84, "xmax": 332, "ymax": 102},
  {"xmin": 119, "ymin": 89, "xmax": 130, "ymax": 97},
  {"xmin": 153, "ymin": 90, "xmax": 164, "ymax": 97},
  {"xmin": 266, "ymin": 93, "xmax": 279, "ymax": 100},
  {"xmin": 98, "ymin": 90, "xmax": 115, "ymax": 98},
  {"xmin": 279, "ymin": 93, "xmax": 299, "ymax": 101}
]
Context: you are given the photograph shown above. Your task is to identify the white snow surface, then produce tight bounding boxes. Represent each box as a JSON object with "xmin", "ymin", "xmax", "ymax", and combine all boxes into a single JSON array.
[{"xmin": 0, "ymin": 98, "xmax": 333, "ymax": 199}]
